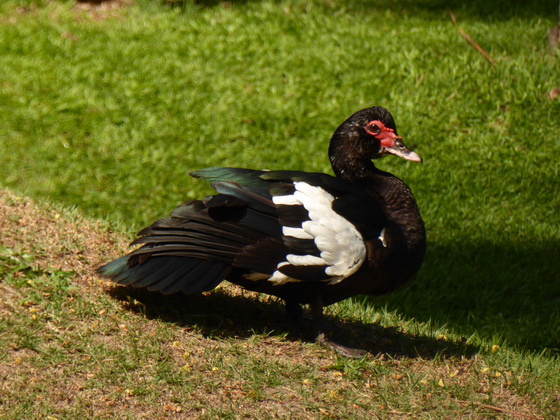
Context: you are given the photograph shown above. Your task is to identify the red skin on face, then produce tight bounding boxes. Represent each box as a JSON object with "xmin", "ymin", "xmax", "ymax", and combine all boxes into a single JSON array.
[{"xmin": 365, "ymin": 120, "xmax": 402, "ymax": 148}]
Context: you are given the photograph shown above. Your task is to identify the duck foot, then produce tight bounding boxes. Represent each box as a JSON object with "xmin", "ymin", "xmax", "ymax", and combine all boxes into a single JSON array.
[
  {"xmin": 309, "ymin": 295, "xmax": 368, "ymax": 358},
  {"xmin": 286, "ymin": 297, "xmax": 368, "ymax": 357},
  {"xmin": 315, "ymin": 332, "xmax": 368, "ymax": 358}
]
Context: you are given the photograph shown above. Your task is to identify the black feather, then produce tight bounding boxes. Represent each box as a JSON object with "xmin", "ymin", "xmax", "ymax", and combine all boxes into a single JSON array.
[
  {"xmin": 233, "ymin": 208, "xmax": 282, "ymax": 237},
  {"xmin": 277, "ymin": 264, "xmax": 332, "ymax": 281},
  {"xmin": 269, "ymin": 183, "xmax": 296, "ymax": 196},
  {"xmin": 233, "ymin": 237, "xmax": 288, "ymax": 274},
  {"xmin": 112, "ymin": 260, "xmax": 155, "ymax": 285},
  {"xmin": 136, "ymin": 223, "xmax": 255, "ymax": 245},
  {"xmin": 127, "ymin": 257, "xmax": 181, "ymax": 288},
  {"xmin": 179, "ymin": 262, "xmax": 229, "ymax": 294},
  {"xmin": 155, "ymin": 259, "xmax": 210, "ymax": 294},
  {"xmin": 130, "ymin": 243, "xmax": 236, "ymax": 261},
  {"xmin": 282, "ymin": 236, "xmax": 321, "ymax": 256},
  {"xmin": 211, "ymin": 181, "xmax": 274, "ymax": 214},
  {"xmin": 204, "ymin": 194, "xmax": 246, "ymax": 209},
  {"xmin": 275, "ymin": 204, "xmax": 309, "ymax": 228}
]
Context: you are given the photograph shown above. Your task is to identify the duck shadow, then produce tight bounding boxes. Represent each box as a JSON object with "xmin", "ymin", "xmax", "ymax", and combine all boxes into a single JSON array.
[
  {"xmin": 107, "ymin": 285, "xmax": 479, "ymax": 359},
  {"xmin": 366, "ymin": 239, "xmax": 560, "ymax": 353}
]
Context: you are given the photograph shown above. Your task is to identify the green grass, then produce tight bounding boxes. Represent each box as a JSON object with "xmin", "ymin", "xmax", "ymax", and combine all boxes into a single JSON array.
[{"xmin": 1, "ymin": 0, "xmax": 559, "ymax": 417}]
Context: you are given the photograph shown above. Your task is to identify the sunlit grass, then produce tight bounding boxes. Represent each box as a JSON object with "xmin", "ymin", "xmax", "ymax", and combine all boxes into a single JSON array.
[{"xmin": 0, "ymin": 0, "xmax": 558, "ymax": 417}]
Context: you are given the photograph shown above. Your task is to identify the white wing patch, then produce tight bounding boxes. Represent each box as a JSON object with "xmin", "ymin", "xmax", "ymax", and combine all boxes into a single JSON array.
[
  {"xmin": 272, "ymin": 194, "xmax": 300, "ymax": 205},
  {"xmin": 269, "ymin": 182, "xmax": 366, "ymax": 285},
  {"xmin": 281, "ymin": 226, "xmax": 314, "ymax": 240},
  {"xmin": 378, "ymin": 227, "xmax": 387, "ymax": 247}
]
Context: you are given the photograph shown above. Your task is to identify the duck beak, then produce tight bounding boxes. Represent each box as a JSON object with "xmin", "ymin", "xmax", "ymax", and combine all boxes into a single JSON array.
[
  {"xmin": 385, "ymin": 143, "xmax": 423, "ymax": 162},
  {"xmin": 381, "ymin": 136, "xmax": 423, "ymax": 163}
]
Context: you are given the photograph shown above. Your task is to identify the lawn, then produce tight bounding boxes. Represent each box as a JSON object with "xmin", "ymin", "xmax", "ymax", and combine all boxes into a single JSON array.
[{"xmin": 1, "ymin": 0, "xmax": 559, "ymax": 418}]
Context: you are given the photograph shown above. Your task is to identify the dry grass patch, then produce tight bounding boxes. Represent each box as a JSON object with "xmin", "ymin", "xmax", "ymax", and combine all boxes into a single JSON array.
[{"xmin": 0, "ymin": 189, "xmax": 555, "ymax": 418}]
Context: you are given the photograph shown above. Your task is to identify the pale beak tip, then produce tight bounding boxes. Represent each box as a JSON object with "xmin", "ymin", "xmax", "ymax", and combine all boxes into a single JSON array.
[{"xmin": 407, "ymin": 151, "xmax": 423, "ymax": 163}]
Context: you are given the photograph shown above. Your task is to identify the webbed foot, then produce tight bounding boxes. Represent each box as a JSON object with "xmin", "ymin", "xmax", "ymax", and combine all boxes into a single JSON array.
[{"xmin": 315, "ymin": 332, "xmax": 368, "ymax": 358}]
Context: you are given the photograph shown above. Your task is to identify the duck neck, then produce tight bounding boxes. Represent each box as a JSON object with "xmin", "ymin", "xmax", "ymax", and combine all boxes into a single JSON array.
[
  {"xmin": 329, "ymin": 154, "xmax": 377, "ymax": 182},
  {"xmin": 329, "ymin": 147, "xmax": 426, "ymax": 257},
  {"xmin": 328, "ymin": 131, "xmax": 379, "ymax": 182}
]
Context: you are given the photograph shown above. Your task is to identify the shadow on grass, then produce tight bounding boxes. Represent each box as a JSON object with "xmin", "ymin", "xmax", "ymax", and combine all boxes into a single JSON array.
[
  {"xmin": 164, "ymin": 0, "xmax": 556, "ymax": 21},
  {"xmin": 370, "ymin": 239, "xmax": 560, "ymax": 354},
  {"xmin": 107, "ymin": 285, "xmax": 479, "ymax": 359},
  {"xmin": 107, "ymin": 237, "xmax": 559, "ymax": 357}
]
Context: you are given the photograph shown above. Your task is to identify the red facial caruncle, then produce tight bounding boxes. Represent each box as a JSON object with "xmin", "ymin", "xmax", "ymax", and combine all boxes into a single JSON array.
[
  {"xmin": 365, "ymin": 120, "xmax": 401, "ymax": 148},
  {"xmin": 364, "ymin": 119, "xmax": 422, "ymax": 163}
]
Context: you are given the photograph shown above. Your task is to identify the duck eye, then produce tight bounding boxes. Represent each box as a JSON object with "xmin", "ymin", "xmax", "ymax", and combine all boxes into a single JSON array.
[{"xmin": 366, "ymin": 123, "xmax": 381, "ymax": 135}]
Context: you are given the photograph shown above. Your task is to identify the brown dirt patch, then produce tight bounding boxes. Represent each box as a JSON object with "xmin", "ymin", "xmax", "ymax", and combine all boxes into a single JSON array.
[{"xmin": 1, "ymin": 190, "xmax": 126, "ymax": 273}]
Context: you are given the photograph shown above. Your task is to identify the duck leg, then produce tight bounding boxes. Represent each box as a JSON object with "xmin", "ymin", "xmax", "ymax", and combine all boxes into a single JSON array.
[{"xmin": 310, "ymin": 296, "xmax": 368, "ymax": 358}]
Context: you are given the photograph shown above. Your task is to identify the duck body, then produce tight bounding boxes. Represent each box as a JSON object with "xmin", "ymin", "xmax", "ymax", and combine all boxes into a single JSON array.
[{"xmin": 99, "ymin": 106, "xmax": 426, "ymax": 355}]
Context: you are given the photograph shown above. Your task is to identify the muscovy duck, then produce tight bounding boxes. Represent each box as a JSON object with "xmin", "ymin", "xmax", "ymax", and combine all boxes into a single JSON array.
[{"xmin": 98, "ymin": 106, "xmax": 426, "ymax": 357}]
